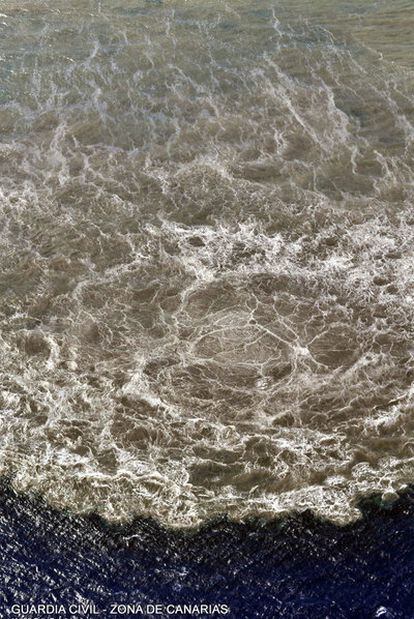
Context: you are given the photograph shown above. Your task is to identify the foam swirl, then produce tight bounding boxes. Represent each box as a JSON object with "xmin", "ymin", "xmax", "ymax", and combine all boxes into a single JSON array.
[{"xmin": 0, "ymin": 0, "xmax": 413, "ymax": 526}]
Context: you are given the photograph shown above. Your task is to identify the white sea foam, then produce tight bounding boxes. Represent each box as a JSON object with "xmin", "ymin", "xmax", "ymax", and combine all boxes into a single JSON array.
[{"xmin": 0, "ymin": 0, "xmax": 413, "ymax": 527}]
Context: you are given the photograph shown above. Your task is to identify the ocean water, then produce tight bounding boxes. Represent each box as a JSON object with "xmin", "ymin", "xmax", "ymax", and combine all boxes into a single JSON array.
[
  {"xmin": 0, "ymin": 0, "xmax": 414, "ymax": 528},
  {"xmin": 1, "ymin": 481, "xmax": 414, "ymax": 618}
]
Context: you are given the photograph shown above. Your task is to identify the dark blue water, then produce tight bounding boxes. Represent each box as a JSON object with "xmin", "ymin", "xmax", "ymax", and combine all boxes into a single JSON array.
[{"xmin": 1, "ymin": 480, "xmax": 413, "ymax": 618}]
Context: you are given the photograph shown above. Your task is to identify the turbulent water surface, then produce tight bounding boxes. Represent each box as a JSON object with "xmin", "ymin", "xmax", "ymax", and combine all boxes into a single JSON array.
[{"xmin": 1, "ymin": 0, "xmax": 414, "ymax": 527}]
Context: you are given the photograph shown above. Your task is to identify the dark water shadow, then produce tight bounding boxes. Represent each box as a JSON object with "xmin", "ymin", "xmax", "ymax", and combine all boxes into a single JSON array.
[{"xmin": 0, "ymin": 478, "xmax": 413, "ymax": 618}]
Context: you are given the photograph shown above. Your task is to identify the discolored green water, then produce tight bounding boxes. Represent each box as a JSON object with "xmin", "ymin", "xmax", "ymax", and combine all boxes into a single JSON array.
[{"xmin": 0, "ymin": 0, "xmax": 413, "ymax": 526}]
